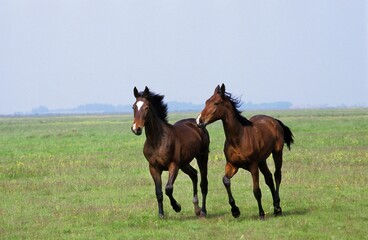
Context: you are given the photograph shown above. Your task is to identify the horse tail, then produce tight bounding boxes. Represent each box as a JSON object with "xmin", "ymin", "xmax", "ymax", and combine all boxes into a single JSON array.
[{"xmin": 276, "ymin": 119, "xmax": 294, "ymax": 150}]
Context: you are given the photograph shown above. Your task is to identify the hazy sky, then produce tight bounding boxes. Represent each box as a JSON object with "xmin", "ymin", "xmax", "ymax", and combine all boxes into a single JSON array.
[{"xmin": 1, "ymin": 0, "xmax": 367, "ymax": 114}]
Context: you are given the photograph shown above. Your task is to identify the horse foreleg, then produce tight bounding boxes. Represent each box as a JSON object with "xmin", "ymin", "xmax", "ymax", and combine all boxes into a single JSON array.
[
  {"xmin": 181, "ymin": 164, "xmax": 201, "ymax": 216},
  {"xmin": 149, "ymin": 165, "xmax": 164, "ymax": 218},
  {"xmin": 223, "ymin": 162, "xmax": 240, "ymax": 218},
  {"xmin": 166, "ymin": 164, "xmax": 181, "ymax": 213},
  {"xmin": 250, "ymin": 164, "xmax": 265, "ymax": 220}
]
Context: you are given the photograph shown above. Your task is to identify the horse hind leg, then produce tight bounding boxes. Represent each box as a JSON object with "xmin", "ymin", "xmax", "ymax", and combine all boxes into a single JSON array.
[
  {"xmin": 259, "ymin": 160, "xmax": 281, "ymax": 216},
  {"xmin": 250, "ymin": 163, "xmax": 265, "ymax": 220},
  {"xmin": 272, "ymin": 151, "xmax": 283, "ymax": 216},
  {"xmin": 181, "ymin": 164, "xmax": 202, "ymax": 216},
  {"xmin": 196, "ymin": 152, "xmax": 209, "ymax": 217}
]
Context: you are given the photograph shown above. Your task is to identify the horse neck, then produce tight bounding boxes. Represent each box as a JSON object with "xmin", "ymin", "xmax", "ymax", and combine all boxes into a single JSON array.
[
  {"xmin": 221, "ymin": 107, "xmax": 246, "ymax": 145},
  {"xmin": 144, "ymin": 110, "xmax": 169, "ymax": 144}
]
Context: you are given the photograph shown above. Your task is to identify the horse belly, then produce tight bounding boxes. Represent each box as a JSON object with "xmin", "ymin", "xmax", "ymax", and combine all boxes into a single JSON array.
[{"xmin": 178, "ymin": 140, "xmax": 202, "ymax": 166}]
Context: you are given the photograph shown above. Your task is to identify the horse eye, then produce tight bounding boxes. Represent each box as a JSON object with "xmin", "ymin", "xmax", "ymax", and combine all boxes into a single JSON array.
[{"xmin": 214, "ymin": 102, "xmax": 219, "ymax": 106}]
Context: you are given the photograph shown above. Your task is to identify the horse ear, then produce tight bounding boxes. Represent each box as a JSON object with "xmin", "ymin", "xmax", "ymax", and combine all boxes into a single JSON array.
[
  {"xmin": 220, "ymin": 83, "xmax": 226, "ymax": 94},
  {"xmin": 214, "ymin": 85, "xmax": 220, "ymax": 94},
  {"xmin": 133, "ymin": 87, "xmax": 140, "ymax": 98},
  {"xmin": 143, "ymin": 86, "xmax": 150, "ymax": 97}
]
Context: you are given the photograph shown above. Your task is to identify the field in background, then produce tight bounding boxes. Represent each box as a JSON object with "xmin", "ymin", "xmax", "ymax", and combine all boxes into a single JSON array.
[{"xmin": 1, "ymin": 109, "xmax": 367, "ymax": 239}]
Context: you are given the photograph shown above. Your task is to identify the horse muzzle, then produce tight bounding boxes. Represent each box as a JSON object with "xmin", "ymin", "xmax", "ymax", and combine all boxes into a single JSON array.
[
  {"xmin": 131, "ymin": 124, "xmax": 143, "ymax": 135},
  {"xmin": 196, "ymin": 114, "xmax": 206, "ymax": 128}
]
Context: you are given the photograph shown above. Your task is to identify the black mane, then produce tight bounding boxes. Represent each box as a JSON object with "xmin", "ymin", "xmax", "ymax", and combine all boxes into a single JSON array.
[
  {"xmin": 224, "ymin": 92, "xmax": 252, "ymax": 126},
  {"xmin": 142, "ymin": 90, "xmax": 168, "ymax": 122}
]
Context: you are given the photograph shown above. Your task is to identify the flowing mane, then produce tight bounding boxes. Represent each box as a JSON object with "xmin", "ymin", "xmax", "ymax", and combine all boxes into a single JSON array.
[
  {"xmin": 224, "ymin": 92, "xmax": 252, "ymax": 126},
  {"xmin": 143, "ymin": 90, "xmax": 168, "ymax": 122}
]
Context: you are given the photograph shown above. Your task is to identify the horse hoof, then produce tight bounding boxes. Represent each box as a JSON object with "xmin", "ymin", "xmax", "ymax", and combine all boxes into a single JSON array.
[
  {"xmin": 231, "ymin": 206, "xmax": 240, "ymax": 218},
  {"xmin": 173, "ymin": 203, "xmax": 181, "ymax": 213},
  {"xmin": 199, "ymin": 210, "xmax": 207, "ymax": 218},
  {"xmin": 159, "ymin": 213, "xmax": 164, "ymax": 219},
  {"xmin": 274, "ymin": 207, "xmax": 282, "ymax": 216},
  {"xmin": 259, "ymin": 215, "xmax": 265, "ymax": 221},
  {"xmin": 194, "ymin": 206, "xmax": 201, "ymax": 216}
]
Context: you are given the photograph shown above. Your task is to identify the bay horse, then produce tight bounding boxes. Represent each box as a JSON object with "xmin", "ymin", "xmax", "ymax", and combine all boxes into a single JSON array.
[
  {"xmin": 131, "ymin": 87, "xmax": 210, "ymax": 218},
  {"xmin": 196, "ymin": 84, "xmax": 294, "ymax": 220}
]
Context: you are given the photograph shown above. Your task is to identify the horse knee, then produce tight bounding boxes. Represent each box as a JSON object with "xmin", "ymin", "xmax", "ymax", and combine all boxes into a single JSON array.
[
  {"xmin": 165, "ymin": 184, "xmax": 173, "ymax": 196},
  {"xmin": 200, "ymin": 179, "xmax": 208, "ymax": 194},
  {"xmin": 274, "ymin": 170, "xmax": 282, "ymax": 183},
  {"xmin": 263, "ymin": 172, "xmax": 274, "ymax": 186},
  {"xmin": 223, "ymin": 176, "xmax": 231, "ymax": 188},
  {"xmin": 156, "ymin": 190, "xmax": 163, "ymax": 202},
  {"xmin": 253, "ymin": 188, "xmax": 262, "ymax": 200},
  {"xmin": 193, "ymin": 173, "xmax": 198, "ymax": 183},
  {"xmin": 190, "ymin": 168, "xmax": 198, "ymax": 182}
]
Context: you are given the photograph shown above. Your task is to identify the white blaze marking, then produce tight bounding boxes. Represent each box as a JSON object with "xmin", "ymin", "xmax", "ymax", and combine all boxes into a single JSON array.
[
  {"xmin": 196, "ymin": 114, "xmax": 202, "ymax": 125},
  {"xmin": 136, "ymin": 101, "xmax": 144, "ymax": 111},
  {"xmin": 132, "ymin": 123, "xmax": 137, "ymax": 130}
]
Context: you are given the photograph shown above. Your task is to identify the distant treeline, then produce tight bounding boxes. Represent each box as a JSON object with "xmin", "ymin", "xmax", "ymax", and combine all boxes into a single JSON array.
[{"xmin": 27, "ymin": 101, "xmax": 292, "ymax": 115}]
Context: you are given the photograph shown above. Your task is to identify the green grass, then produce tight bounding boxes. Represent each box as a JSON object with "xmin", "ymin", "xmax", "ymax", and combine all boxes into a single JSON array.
[{"xmin": 1, "ymin": 109, "xmax": 368, "ymax": 239}]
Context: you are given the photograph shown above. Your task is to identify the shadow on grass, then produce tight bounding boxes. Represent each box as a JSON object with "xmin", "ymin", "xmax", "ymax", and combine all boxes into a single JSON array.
[
  {"xmin": 145, "ymin": 206, "xmax": 310, "ymax": 222},
  {"xmin": 162, "ymin": 209, "xmax": 230, "ymax": 221},
  {"xmin": 246, "ymin": 207, "xmax": 310, "ymax": 221},
  {"xmin": 281, "ymin": 208, "xmax": 309, "ymax": 217},
  {"xmin": 208, "ymin": 207, "xmax": 311, "ymax": 222}
]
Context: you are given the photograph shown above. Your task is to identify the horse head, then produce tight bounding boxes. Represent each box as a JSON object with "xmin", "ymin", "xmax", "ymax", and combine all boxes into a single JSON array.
[
  {"xmin": 131, "ymin": 86, "xmax": 150, "ymax": 135},
  {"xmin": 196, "ymin": 83, "xmax": 227, "ymax": 127}
]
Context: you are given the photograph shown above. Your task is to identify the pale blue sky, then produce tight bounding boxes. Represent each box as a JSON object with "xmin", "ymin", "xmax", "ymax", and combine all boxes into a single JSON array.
[{"xmin": 1, "ymin": 0, "xmax": 367, "ymax": 114}]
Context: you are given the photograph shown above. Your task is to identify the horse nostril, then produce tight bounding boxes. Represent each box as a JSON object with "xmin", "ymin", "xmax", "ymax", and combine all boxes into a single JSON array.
[
  {"xmin": 197, "ymin": 120, "xmax": 205, "ymax": 128},
  {"xmin": 131, "ymin": 126, "xmax": 142, "ymax": 135},
  {"xmin": 196, "ymin": 116, "xmax": 206, "ymax": 128}
]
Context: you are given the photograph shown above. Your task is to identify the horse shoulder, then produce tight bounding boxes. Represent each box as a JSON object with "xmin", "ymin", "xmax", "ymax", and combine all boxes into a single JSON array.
[
  {"xmin": 223, "ymin": 132, "xmax": 252, "ymax": 167},
  {"xmin": 143, "ymin": 125, "xmax": 176, "ymax": 169}
]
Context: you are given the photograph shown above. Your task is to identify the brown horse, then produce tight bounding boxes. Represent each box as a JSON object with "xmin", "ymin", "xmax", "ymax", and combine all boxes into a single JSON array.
[
  {"xmin": 196, "ymin": 84, "xmax": 294, "ymax": 220},
  {"xmin": 131, "ymin": 87, "xmax": 210, "ymax": 218}
]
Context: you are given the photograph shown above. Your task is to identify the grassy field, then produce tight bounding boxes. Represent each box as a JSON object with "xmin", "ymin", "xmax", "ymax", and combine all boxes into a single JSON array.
[{"xmin": 1, "ymin": 109, "xmax": 367, "ymax": 239}]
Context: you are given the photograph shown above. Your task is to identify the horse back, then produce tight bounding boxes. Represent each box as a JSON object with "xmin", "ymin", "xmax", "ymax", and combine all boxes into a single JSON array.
[{"xmin": 174, "ymin": 118, "xmax": 209, "ymax": 147}]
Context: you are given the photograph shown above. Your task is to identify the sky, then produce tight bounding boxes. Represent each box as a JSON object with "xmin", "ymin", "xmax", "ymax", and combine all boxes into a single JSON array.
[{"xmin": 1, "ymin": 0, "xmax": 367, "ymax": 114}]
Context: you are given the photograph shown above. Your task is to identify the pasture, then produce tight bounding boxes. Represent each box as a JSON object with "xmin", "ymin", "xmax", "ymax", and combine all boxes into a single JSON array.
[{"xmin": 1, "ymin": 109, "xmax": 367, "ymax": 239}]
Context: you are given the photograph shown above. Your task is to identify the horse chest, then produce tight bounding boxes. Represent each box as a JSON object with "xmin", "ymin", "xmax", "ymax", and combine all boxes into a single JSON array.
[
  {"xmin": 225, "ymin": 144, "xmax": 254, "ymax": 166},
  {"xmin": 144, "ymin": 142, "xmax": 175, "ymax": 169}
]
